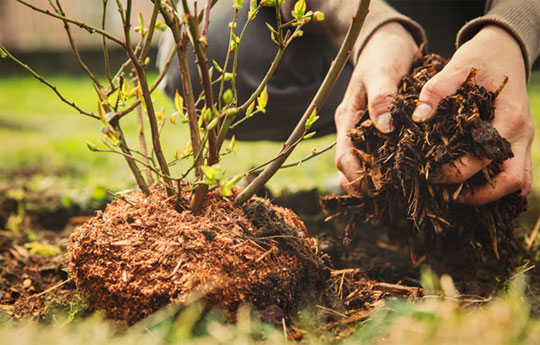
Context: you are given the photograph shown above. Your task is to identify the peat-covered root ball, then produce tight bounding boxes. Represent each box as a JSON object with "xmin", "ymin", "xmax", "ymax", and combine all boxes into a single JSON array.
[
  {"xmin": 67, "ymin": 187, "xmax": 327, "ymax": 323},
  {"xmin": 322, "ymin": 54, "xmax": 527, "ymax": 284}
]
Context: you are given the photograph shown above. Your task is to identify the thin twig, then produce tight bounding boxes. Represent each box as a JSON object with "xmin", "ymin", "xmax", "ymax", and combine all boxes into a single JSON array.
[
  {"xmin": 235, "ymin": 0, "xmax": 371, "ymax": 205},
  {"xmin": 140, "ymin": 0, "xmax": 161, "ymax": 61},
  {"xmin": 0, "ymin": 43, "xmax": 98, "ymax": 119},
  {"xmin": 15, "ymin": 0, "xmax": 124, "ymax": 46},
  {"xmin": 123, "ymin": 0, "xmax": 173, "ymax": 196},
  {"xmin": 200, "ymin": 0, "xmax": 213, "ymax": 39},
  {"xmin": 181, "ymin": 0, "xmax": 219, "ymax": 165},
  {"xmin": 54, "ymin": 0, "xmax": 104, "ymax": 91},
  {"xmin": 134, "ymin": 78, "xmax": 154, "ymax": 184},
  {"xmin": 102, "ymin": 0, "xmax": 114, "ymax": 85},
  {"xmin": 250, "ymin": 141, "xmax": 336, "ymax": 174},
  {"xmin": 29, "ymin": 278, "xmax": 73, "ymax": 298},
  {"xmin": 525, "ymin": 216, "xmax": 540, "ymax": 250}
]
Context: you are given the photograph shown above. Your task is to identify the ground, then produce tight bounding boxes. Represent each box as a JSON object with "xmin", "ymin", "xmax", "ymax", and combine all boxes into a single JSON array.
[{"xmin": 0, "ymin": 72, "xmax": 539, "ymax": 343}]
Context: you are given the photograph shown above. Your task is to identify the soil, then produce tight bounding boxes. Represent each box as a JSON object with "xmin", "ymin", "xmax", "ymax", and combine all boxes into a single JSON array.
[
  {"xmin": 321, "ymin": 53, "xmax": 530, "ymax": 291},
  {"xmin": 0, "ymin": 230, "xmax": 77, "ymax": 319}
]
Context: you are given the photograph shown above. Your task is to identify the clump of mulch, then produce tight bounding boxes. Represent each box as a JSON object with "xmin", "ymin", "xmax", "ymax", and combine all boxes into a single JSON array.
[
  {"xmin": 67, "ymin": 186, "xmax": 331, "ymax": 324},
  {"xmin": 0, "ymin": 232, "xmax": 76, "ymax": 319},
  {"xmin": 322, "ymin": 53, "xmax": 528, "ymax": 286}
]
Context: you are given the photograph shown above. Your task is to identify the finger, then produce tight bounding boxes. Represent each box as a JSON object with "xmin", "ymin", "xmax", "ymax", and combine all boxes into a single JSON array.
[
  {"xmin": 412, "ymin": 62, "xmax": 466, "ymax": 122},
  {"xmin": 364, "ymin": 74, "xmax": 399, "ymax": 133},
  {"xmin": 338, "ymin": 168, "xmax": 372, "ymax": 196},
  {"xmin": 521, "ymin": 153, "xmax": 532, "ymax": 197},
  {"xmin": 456, "ymin": 144, "xmax": 528, "ymax": 205},
  {"xmin": 432, "ymin": 154, "xmax": 491, "ymax": 184},
  {"xmin": 336, "ymin": 136, "xmax": 364, "ymax": 193}
]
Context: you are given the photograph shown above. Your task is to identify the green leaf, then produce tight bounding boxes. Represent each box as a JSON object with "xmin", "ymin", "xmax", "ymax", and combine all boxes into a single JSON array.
[
  {"xmin": 292, "ymin": 0, "xmax": 306, "ymax": 19},
  {"xmin": 231, "ymin": 31, "xmax": 240, "ymax": 44},
  {"xmin": 303, "ymin": 131, "xmax": 316, "ymax": 140},
  {"xmin": 256, "ymin": 86, "xmax": 268, "ymax": 113},
  {"xmin": 212, "ymin": 59, "xmax": 223, "ymax": 73},
  {"xmin": 305, "ymin": 108, "xmax": 319, "ymax": 129},
  {"xmin": 207, "ymin": 117, "xmax": 219, "ymax": 130},
  {"xmin": 313, "ymin": 11, "xmax": 325, "ymax": 21},
  {"xmin": 228, "ymin": 135, "xmax": 236, "ymax": 151},
  {"xmin": 265, "ymin": 22, "xmax": 278, "ymax": 35},
  {"xmin": 135, "ymin": 12, "xmax": 148, "ymax": 35},
  {"xmin": 223, "ymin": 89, "xmax": 233, "ymax": 104},
  {"xmin": 86, "ymin": 141, "xmax": 98, "ymax": 152},
  {"xmin": 224, "ymin": 72, "xmax": 234, "ymax": 81},
  {"xmin": 201, "ymin": 164, "xmax": 225, "ymax": 184},
  {"xmin": 226, "ymin": 107, "xmax": 239, "ymax": 117},
  {"xmin": 221, "ymin": 174, "xmax": 244, "ymax": 196},
  {"xmin": 155, "ymin": 20, "xmax": 167, "ymax": 31},
  {"xmin": 249, "ymin": 0, "xmax": 257, "ymax": 13},
  {"xmin": 0, "ymin": 45, "xmax": 7, "ymax": 58},
  {"xmin": 24, "ymin": 241, "xmax": 61, "ymax": 257},
  {"xmin": 174, "ymin": 91, "xmax": 184, "ymax": 114},
  {"xmin": 233, "ymin": 0, "xmax": 243, "ymax": 10},
  {"xmin": 204, "ymin": 107, "xmax": 212, "ymax": 121},
  {"xmin": 292, "ymin": 29, "xmax": 304, "ymax": 38},
  {"xmin": 260, "ymin": 0, "xmax": 276, "ymax": 7},
  {"xmin": 246, "ymin": 101, "xmax": 255, "ymax": 118},
  {"xmin": 198, "ymin": 113, "xmax": 204, "ymax": 129}
]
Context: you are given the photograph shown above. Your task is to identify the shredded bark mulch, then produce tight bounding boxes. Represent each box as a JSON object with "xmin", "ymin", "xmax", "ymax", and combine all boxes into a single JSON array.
[
  {"xmin": 321, "ymin": 53, "xmax": 528, "ymax": 288},
  {"xmin": 65, "ymin": 186, "xmax": 424, "ymax": 325},
  {"xmin": 67, "ymin": 186, "xmax": 328, "ymax": 324}
]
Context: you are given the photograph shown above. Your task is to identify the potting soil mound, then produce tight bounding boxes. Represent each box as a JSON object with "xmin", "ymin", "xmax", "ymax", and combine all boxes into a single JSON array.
[
  {"xmin": 67, "ymin": 186, "xmax": 328, "ymax": 323},
  {"xmin": 322, "ymin": 53, "xmax": 528, "ymax": 285}
]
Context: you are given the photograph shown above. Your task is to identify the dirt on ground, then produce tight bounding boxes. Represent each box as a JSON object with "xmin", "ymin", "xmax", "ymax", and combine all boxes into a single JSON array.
[
  {"xmin": 321, "ymin": 53, "xmax": 530, "ymax": 292},
  {"xmin": 0, "ymin": 230, "xmax": 77, "ymax": 319},
  {"xmin": 0, "ymin": 182, "xmax": 424, "ymax": 335}
]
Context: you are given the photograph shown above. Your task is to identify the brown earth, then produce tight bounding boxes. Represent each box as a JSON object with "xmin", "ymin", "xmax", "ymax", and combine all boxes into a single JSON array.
[
  {"xmin": 1, "ymin": 184, "xmax": 423, "ymax": 330},
  {"xmin": 321, "ymin": 53, "xmax": 530, "ymax": 291},
  {"xmin": 0, "ymin": 230, "xmax": 77, "ymax": 319}
]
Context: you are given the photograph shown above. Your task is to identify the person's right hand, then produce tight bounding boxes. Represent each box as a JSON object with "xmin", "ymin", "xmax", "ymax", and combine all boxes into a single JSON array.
[{"xmin": 335, "ymin": 22, "xmax": 418, "ymax": 195}]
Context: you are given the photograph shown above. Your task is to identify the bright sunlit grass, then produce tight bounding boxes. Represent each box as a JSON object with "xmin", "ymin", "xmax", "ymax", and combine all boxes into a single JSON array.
[{"xmin": 0, "ymin": 73, "xmax": 338, "ymax": 194}]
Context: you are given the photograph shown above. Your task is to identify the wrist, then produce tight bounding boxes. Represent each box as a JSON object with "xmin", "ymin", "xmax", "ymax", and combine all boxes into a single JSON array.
[{"xmin": 474, "ymin": 24, "xmax": 525, "ymax": 66}]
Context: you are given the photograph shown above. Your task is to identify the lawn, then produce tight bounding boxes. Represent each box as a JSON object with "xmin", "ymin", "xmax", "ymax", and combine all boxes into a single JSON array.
[
  {"xmin": 0, "ymin": 70, "xmax": 539, "ymax": 343},
  {"xmin": 0, "ymin": 73, "xmax": 339, "ymax": 196}
]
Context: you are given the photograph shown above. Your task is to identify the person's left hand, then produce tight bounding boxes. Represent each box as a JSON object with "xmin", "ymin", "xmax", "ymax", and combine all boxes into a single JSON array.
[{"xmin": 411, "ymin": 25, "xmax": 534, "ymax": 205}]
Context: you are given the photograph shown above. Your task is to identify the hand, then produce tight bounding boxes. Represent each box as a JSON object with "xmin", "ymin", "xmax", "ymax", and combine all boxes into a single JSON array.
[
  {"xmin": 335, "ymin": 22, "xmax": 418, "ymax": 195},
  {"xmin": 411, "ymin": 25, "xmax": 534, "ymax": 205}
]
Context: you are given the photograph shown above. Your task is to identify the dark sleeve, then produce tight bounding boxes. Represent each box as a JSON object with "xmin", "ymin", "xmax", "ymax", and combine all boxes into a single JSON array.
[
  {"xmin": 457, "ymin": 0, "xmax": 540, "ymax": 79},
  {"xmin": 281, "ymin": 0, "xmax": 426, "ymax": 65}
]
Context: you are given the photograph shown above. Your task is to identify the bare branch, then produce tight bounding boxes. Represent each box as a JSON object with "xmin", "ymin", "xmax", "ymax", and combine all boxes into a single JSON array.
[
  {"xmin": 181, "ymin": 0, "xmax": 219, "ymax": 165},
  {"xmin": 235, "ymin": 0, "xmax": 372, "ymax": 205},
  {"xmin": 122, "ymin": 0, "xmax": 173, "ymax": 196},
  {"xmin": 54, "ymin": 0, "xmax": 105, "ymax": 91},
  {"xmin": 0, "ymin": 43, "xmax": 98, "ymax": 119},
  {"xmin": 140, "ymin": 0, "xmax": 161, "ymax": 61},
  {"xmin": 15, "ymin": 0, "xmax": 124, "ymax": 46}
]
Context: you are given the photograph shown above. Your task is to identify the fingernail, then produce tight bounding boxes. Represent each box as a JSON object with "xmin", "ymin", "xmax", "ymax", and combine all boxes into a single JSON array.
[
  {"xmin": 412, "ymin": 103, "xmax": 432, "ymax": 122},
  {"xmin": 376, "ymin": 112, "xmax": 394, "ymax": 133}
]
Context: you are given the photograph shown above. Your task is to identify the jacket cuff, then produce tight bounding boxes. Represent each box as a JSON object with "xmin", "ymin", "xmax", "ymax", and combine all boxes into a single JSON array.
[
  {"xmin": 351, "ymin": 0, "xmax": 425, "ymax": 65},
  {"xmin": 456, "ymin": 0, "xmax": 540, "ymax": 80}
]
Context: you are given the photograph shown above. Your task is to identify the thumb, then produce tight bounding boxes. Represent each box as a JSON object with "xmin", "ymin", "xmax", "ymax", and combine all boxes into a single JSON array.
[
  {"xmin": 412, "ymin": 63, "xmax": 465, "ymax": 122},
  {"xmin": 365, "ymin": 75, "xmax": 400, "ymax": 133}
]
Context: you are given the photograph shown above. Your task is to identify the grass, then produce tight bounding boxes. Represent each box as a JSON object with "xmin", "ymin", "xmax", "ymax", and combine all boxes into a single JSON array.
[
  {"xmin": 0, "ymin": 73, "xmax": 339, "ymax": 196},
  {"xmin": 0, "ymin": 275, "xmax": 538, "ymax": 344},
  {"xmin": 0, "ymin": 70, "xmax": 539, "ymax": 343}
]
